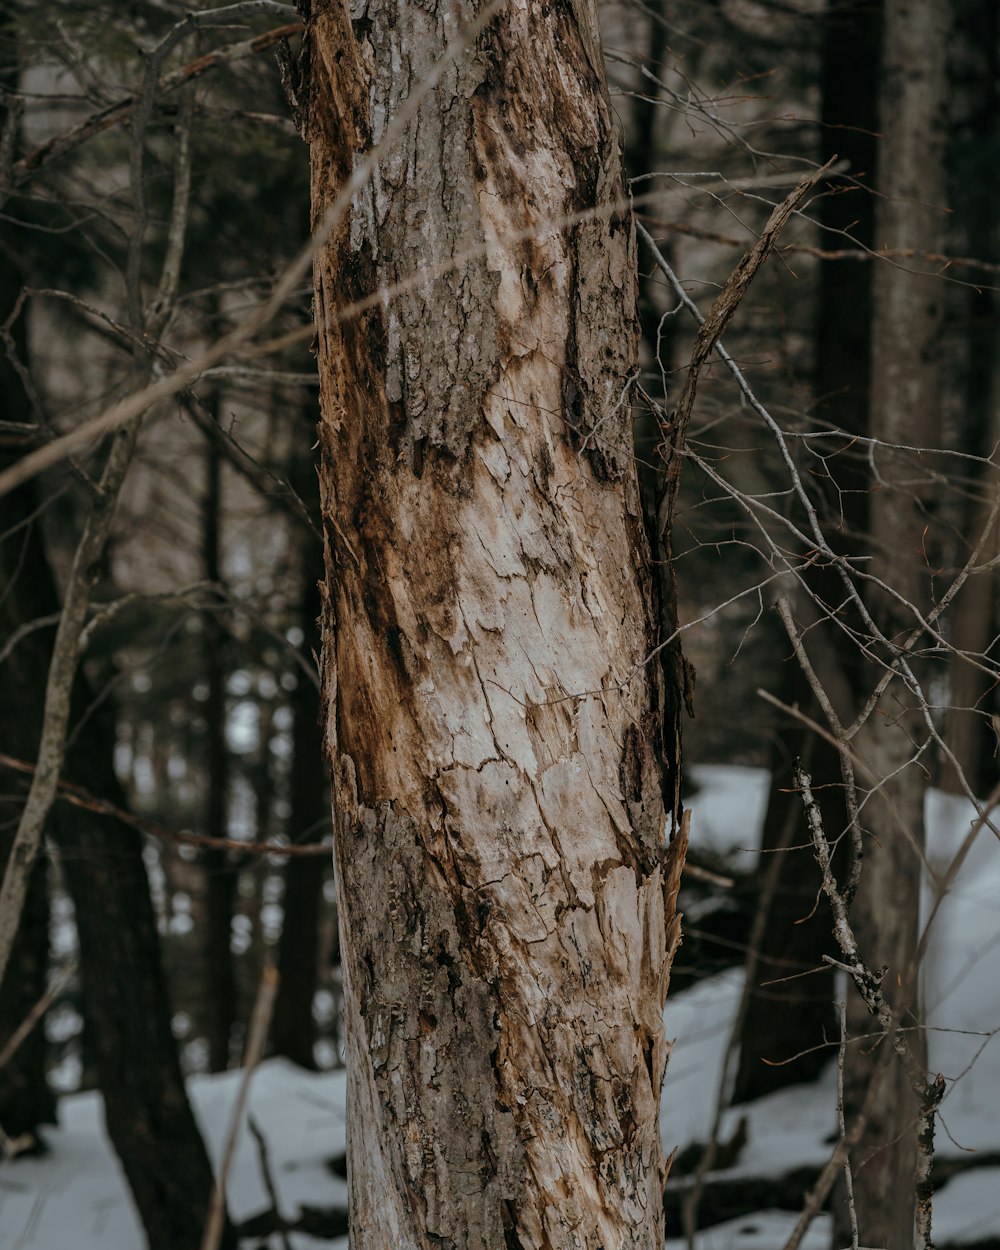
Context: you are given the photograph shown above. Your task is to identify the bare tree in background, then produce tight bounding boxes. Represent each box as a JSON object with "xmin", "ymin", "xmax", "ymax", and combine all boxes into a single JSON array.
[{"xmin": 841, "ymin": 0, "xmax": 949, "ymax": 1242}]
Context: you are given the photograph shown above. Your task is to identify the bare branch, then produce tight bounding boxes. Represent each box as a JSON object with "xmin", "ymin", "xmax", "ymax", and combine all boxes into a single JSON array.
[
  {"xmin": 0, "ymin": 0, "xmax": 507, "ymax": 498},
  {"xmin": 14, "ymin": 23, "xmax": 303, "ymax": 185},
  {"xmin": 0, "ymin": 752, "xmax": 332, "ymax": 860},
  {"xmin": 199, "ymin": 962, "xmax": 280, "ymax": 1250}
]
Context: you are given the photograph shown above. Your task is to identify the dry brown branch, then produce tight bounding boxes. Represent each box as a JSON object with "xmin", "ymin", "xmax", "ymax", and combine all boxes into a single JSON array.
[
  {"xmin": 641, "ymin": 215, "xmax": 1000, "ymax": 277},
  {"xmin": 0, "ymin": 752, "xmax": 333, "ymax": 859},
  {"xmin": 14, "ymin": 22, "xmax": 302, "ymax": 184},
  {"xmin": 199, "ymin": 962, "xmax": 280, "ymax": 1250},
  {"xmin": 0, "ymin": 965, "xmax": 75, "ymax": 1073},
  {"xmin": 660, "ymin": 158, "xmax": 837, "ymax": 524},
  {"xmin": 796, "ymin": 764, "xmax": 945, "ymax": 1250}
]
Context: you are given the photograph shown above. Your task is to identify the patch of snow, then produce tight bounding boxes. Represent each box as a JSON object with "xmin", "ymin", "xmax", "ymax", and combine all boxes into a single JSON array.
[
  {"xmin": 935, "ymin": 1167, "xmax": 1000, "ymax": 1245},
  {"xmin": 6, "ymin": 768, "xmax": 998, "ymax": 1247},
  {"xmin": 923, "ymin": 790, "xmax": 1000, "ymax": 1158},
  {"xmin": 666, "ymin": 1210, "xmax": 832, "ymax": 1250},
  {"xmin": 686, "ymin": 765, "xmax": 771, "ymax": 859},
  {"xmin": 0, "ymin": 1062, "xmax": 348, "ymax": 1250}
]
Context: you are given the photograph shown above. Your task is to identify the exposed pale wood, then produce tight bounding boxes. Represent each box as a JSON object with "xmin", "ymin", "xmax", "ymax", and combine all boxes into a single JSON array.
[{"xmin": 308, "ymin": 1, "xmax": 686, "ymax": 1244}]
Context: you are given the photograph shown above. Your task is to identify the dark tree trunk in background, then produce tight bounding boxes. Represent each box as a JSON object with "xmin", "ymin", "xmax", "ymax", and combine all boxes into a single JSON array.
[
  {"xmin": 308, "ymin": 1, "xmax": 687, "ymax": 1242},
  {"xmin": 0, "ymin": 30, "xmax": 56, "ymax": 1147},
  {"xmin": 734, "ymin": 0, "xmax": 880, "ymax": 1106},
  {"xmin": 842, "ymin": 0, "xmax": 948, "ymax": 1243},
  {"xmin": 0, "ymin": 851, "xmax": 52, "ymax": 1146},
  {"xmin": 273, "ymin": 570, "xmax": 329, "ymax": 1068},
  {"xmin": 0, "ymin": 472, "xmax": 233, "ymax": 1245},
  {"xmin": 0, "ymin": 268, "xmax": 230, "ymax": 1246},
  {"xmin": 55, "ymin": 723, "xmax": 236, "ymax": 1250},
  {"xmin": 201, "ymin": 420, "xmax": 236, "ymax": 1072},
  {"xmin": 0, "ymin": 260, "xmax": 56, "ymax": 1146},
  {"xmin": 941, "ymin": 0, "xmax": 1000, "ymax": 798}
]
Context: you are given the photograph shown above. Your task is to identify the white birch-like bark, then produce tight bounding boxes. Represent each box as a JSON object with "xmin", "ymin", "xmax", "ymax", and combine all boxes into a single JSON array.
[{"xmin": 307, "ymin": 2, "xmax": 686, "ymax": 1245}]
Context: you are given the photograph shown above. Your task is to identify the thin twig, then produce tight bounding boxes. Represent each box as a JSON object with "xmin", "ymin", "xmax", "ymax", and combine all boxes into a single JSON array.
[
  {"xmin": 247, "ymin": 1115, "xmax": 294, "ymax": 1250},
  {"xmin": 640, "ymin": 214, "xmax": 1000, "ymax": 278},
  {"xmin": 199, "ymin": 962, "xmax": 280, "ymax": 1250},
  {"xmin": 837, "ymin": 1001, "xmax": 860, "ymax": 1250},
  {"xmin": 0, "ymin": 752, "xmax": 333, "ymax": 859},
  {"xmin": 656, "ymin": 158, "xmax": 837, "ymax": 534},
  {"xmin": 14, "ymin": 23, "xmax": 302, "ymax": 182},
  {"xmin": 0, "ymin": 0, "xmax": 507, "ymax": 498},
  {"xmin": 0, "ymin": 964, "xmax": 75, "ymax": 1073}
]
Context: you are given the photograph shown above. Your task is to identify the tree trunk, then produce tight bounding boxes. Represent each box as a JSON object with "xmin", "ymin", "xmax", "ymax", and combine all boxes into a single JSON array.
[
  {"xmin": 842, "ymin": 0, "xmax": 948, "ymax": 1244},
  {"xmin": 54, "ymin": 723, "xmax": 237, "ymax": 1250},
  {"xmin": 273, "ymin": 571, "xmax": 328, "ymax": 1068},
  {"xmin": 0, "ymin": 250, "xmax": 57, "ymax": 1148},
  {"xmin": 202, "ymin": 407, "xmax": 237, "ymax": 1072},
  {"xmin": 0, "ymin": 501, "xmax": 234, "ymax": 1247},
  {"xmin": 0, "ymin": 314, "xmax": 231, "ymax": 1239},
  {"xmin": 307, "ymin": 2, "xmax": 687, "ymax": 1245},
  {"xmin": 940, "ymin": 0, "xmax": 1000, "ymax": 799},
  {"xmin": 735, "ymin": 0, "xmax": 881, "ymax": 1108}
]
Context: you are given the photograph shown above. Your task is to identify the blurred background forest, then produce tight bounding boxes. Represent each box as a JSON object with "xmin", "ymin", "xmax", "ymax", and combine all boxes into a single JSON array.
[{"xmin": 0, "ymin": 0, "xmax": 998, "ymax": 1246}]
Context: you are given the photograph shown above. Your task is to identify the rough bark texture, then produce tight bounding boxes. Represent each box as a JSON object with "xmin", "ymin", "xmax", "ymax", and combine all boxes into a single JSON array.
[
  {"xmin": 308, "ymin": 2, "xmax": 686, "ymax": 1245},
  {"xmin": 844, "ymin": 1, "xmax": 948, "ymax": 1244}
]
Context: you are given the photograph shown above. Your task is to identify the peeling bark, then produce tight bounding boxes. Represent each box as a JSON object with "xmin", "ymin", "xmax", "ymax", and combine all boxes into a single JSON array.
[{"xmin": 307, "ymin": 2, "xmax": 685, "ymax": 1245}]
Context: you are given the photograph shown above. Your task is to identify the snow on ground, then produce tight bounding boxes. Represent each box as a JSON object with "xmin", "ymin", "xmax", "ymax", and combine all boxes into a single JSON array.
[
  {"xmin": 0, "ymin": 1062, "xmax": 349, "ymax": 1250},
  {"xmin": 923, "ymin": 790, "xmax": 1000, "ymax": 1156},
  {"xmin": 1, "ymin": 770, "xmax": 997, "ymax": 1249},
  {"xmin": 666, "ymin": 1211, "xmax": 833, "ymax": 1250}
]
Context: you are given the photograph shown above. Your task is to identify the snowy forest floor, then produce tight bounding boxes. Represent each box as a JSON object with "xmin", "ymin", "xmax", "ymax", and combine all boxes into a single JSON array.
[{"xmin": 1, "ymin": 767, "xmax": 998, "ymax": 1250}]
